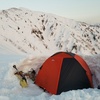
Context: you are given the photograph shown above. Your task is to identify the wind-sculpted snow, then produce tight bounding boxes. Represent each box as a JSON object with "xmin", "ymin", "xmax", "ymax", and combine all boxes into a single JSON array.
[
  {"xmin": 0, "ymin": 8, "xmax": 100, "ymax": 55},
  {"xmin": 82, "ymin": 54, "xmax": 100, "ymax": 87}
]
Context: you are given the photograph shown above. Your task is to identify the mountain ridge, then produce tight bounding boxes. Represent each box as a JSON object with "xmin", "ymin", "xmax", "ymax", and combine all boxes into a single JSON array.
[{"xmin": 0, "ymin": 8, "xmax": 100, "ymax": 55}]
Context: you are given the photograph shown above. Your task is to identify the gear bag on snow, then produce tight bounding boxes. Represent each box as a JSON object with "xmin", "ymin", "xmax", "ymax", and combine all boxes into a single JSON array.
[
  {"xmin": 13, "ymin": 65, "xmax": 28, "ymax": 88},
  {"xmin": 13, "ymin": 65, "xmax": 36, "ymax": 88}
]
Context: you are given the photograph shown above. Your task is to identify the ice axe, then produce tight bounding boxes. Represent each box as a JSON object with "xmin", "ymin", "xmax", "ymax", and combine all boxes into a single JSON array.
[
  {"xmin": 13, "ymin": 65, "xmax": 22, "ymax": 75},
  {"xmin": 13, "ymin": 65, "xmax": 21, "ymax": 76},
  {"xmin": 13, "ymin": 65, "xmax": 18, "ymax": 72}
]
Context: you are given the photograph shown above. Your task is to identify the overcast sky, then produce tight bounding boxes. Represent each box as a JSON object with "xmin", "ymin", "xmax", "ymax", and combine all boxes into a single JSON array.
[{"xmin": 0, "ymin": 0, "xmax": 100, "ymax": 24}]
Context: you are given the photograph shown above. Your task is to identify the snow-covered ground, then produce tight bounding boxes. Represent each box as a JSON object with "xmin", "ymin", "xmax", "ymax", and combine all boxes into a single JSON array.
[{"xmin": 0, "ymin": 53, "xmax": 100, "ymax": 100}]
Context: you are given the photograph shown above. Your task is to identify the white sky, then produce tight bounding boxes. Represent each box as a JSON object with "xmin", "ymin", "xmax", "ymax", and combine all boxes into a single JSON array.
[{"xmin": 0, "ymin": 0, "xmax": 100, "ymax": 24}]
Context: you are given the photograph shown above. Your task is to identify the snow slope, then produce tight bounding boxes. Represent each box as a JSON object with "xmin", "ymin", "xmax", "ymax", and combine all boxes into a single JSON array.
[{"xmin": 0, "ymin": 8, "xmax": 100, "ymax": 55}]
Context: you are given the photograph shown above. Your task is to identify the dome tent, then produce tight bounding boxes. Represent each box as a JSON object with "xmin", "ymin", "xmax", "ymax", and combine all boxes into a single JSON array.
[{"xmin": 35, "ymin": 52, "xmax": 93, "ymax": 95}]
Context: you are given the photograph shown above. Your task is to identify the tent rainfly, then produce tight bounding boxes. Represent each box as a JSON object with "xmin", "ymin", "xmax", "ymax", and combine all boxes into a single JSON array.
[{"xmin": 35, "ymin": 52, "xmax": 93, "ymax": 95}]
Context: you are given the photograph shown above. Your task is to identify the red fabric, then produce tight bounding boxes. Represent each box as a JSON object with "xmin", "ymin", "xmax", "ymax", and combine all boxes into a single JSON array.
[
  {"xmin": 35, "ymin": 52, "xmax": 72, "ymax": 94},
  {"xmin": 35, "ymin": 57, "xmax": 62, "ymax": 94}
]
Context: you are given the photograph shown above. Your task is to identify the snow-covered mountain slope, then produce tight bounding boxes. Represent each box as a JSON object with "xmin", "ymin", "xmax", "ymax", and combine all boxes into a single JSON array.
[{"xmin": 0, "ymin": 8, "xmax": 100, "ymax": 55}]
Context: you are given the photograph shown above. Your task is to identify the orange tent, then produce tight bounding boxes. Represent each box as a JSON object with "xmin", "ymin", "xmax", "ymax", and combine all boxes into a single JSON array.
[{"xmin": 35, "ymin": 52, "xmax": 93, "ymax": 95}]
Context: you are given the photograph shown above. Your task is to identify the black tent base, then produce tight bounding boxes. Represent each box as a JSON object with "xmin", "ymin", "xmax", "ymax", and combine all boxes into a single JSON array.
[{"xmin": 97, "ymin": 85, "xmax": 100, "ymax": 89}]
